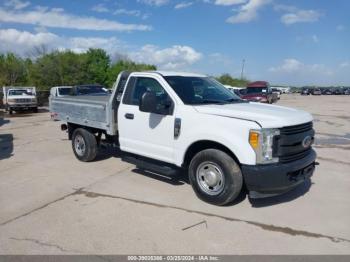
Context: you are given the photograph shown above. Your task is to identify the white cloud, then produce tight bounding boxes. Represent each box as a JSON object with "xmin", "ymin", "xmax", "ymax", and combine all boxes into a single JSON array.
[
  {"xmin": 34, "ymin": 5, "xmax": 48, "ymax": 12},
  {"xmin": 214, "ymin": 0, "xmax": 247, "ymax": 6},
  {"xmin": 296, "ymin": 35, "xmax": 320, "ymax": 44},
  {"xmin": 269, "ymin": 59, "xmax": 303, "ymax": 73},
  {"xmin": 281, "ymin": 9, "xmax": 321, "ymax": 25},
  {"xmin": 130, "ymin": 45, "xmax": 202, "ymax": 70},
  {"xmin": 0, "ymin": 28, "xmax": 58, "ymax": 54},
  {"xmin": 0, "ymin": 28, "xmax": 123, "ymax": 55},
  {"xmin": 175, "ymin": 2, "xmax": 193, "ymax": 9},
  {"xmin": 91, "ymin": 4, "xmax": 109, "ymax": 13},
  {"xmin": 336, "ymin": 24, "xmax": 345, "ymax": 32},
  {"xmin": 51, "ymin": 7, "xmax": 64, "ymax": 13},
  {"xmin": 267, "ymin": 58, "xmax": 342, "ymax": 85},
  {"xmin": 138, "ymin": 0, "xmax": 169, "ymax": 6},
  {"xmin": 226, "ymin": 0, "xmax": 271, "ymax": 24},
  {"xmin": 0, "ymin": 28, "xmax": 202, "ymax": 71},
  {"xmin": 4, "ymin": 0, "xmax": 30, "ymax": 10},
  {"xmin": 311, "ymin": 35, "xmax": 319, "ymax": 43},
  {"xmin": 114, "ymin": 9, "xmax": 141, "ymax": 17},
  {"xmin": 208, "ymin": 53, "xmax": 233, "ymax": 66},
  {"xmin": 0, "ymin": 7, "xmax": 152, "ymax": 32},
  {"xmin": 269, "ymin": 58, "xmax": 333, "ymax": 76},
  {"xmin": 273, "ymin": 4, "xmax": 297, "ymax": 12},
  {"xmin": 66, "ymin": 37, "xmax": 122, "ymax": 54},
  {"xmin": 340, "ymin": 61, "xmax": 349, "ymax": 68}
]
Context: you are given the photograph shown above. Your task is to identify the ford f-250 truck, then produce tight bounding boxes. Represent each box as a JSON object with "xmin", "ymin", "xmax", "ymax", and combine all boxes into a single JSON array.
[{"xmin": 50, "ymin": 71, "xmax": 317, "ymax": 205}]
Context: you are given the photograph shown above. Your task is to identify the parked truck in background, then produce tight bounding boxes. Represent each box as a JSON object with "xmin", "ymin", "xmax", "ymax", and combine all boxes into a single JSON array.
[
  {"xmin": 240, "ymin": 81, "xmax": 278, "ymax": 104},
  {"xmin": 50, "ymin": 86, "xmax": 72, "ymax": 98},
  {"xmin": 2, "ymin": 86, "xmax": 38, "ymax": 114},
  {"xmin": 50, "ymin": 71, "xmax": 317, "ymax": 206}
]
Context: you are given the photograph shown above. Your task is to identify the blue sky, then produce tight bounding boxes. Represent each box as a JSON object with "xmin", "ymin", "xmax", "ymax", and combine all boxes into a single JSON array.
[{"xmin": 0, "ymin": 0, "xmax": 349, "ymax": 86}]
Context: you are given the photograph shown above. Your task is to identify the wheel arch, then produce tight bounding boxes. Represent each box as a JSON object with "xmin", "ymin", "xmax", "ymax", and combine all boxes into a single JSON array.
[
  {"xmin": 182, "ymin": 140, "xmax": 241, "ymax": 168},
  {"xmin": 67, "ymin": 122, "xmax": 104, "ymax": 140}
]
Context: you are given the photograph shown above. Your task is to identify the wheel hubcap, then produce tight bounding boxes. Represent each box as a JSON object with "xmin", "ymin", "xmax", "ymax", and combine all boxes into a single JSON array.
[
  {"xmin": 74, "ymin": 135, "xmax": 86, "ymax": 156},
  {"xmin": 196, "ymin": 162, "xmax": 225, "ymax": 195}
]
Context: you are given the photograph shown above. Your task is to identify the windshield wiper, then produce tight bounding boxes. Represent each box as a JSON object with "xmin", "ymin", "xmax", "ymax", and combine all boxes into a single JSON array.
[
  {"xmin": 199, "ymin": 99, "xmax": 227, "ymax": 105},
  {"xmin": 224, "ymin": 98, "xmax": 244, "ymax": 103}
]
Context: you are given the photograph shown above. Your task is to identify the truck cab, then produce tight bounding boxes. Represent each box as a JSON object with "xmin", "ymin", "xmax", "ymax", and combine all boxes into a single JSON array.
[
  {"xmin": 50, "ymin": 71, "xmax": 317, "ymax": 206},
  {"xmin": 50, "ymin": 86, "xmax": 72, "ymax": 98}
]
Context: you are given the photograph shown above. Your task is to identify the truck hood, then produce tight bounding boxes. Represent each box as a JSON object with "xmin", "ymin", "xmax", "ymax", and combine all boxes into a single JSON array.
[
  {"xmin": 193, "ymin": 102, "xmax": 313, "ymax": 128},
  {"xmin": 7, "ymin": 95, "xmax": 36, "ymax": 99}
]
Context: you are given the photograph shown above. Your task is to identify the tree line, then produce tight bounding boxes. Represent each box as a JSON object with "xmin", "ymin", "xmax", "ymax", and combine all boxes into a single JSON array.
[{"xmin": 0, "ymin": 48, "xmax": 248, "ymax": 90}]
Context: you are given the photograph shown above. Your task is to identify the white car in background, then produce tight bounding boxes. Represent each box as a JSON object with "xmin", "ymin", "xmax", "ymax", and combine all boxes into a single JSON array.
[
  {"xmin": 50, "ymin": 86, "xmax": 72, "ymax": 98},
  {"xmin": 224, "ymin": 85, "xmax": 244, "ymax": 96}
]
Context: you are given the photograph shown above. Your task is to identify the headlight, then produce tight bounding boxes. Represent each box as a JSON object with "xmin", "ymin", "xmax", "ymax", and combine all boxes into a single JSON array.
[
  {"xmin": 249, "ymin": 128, "xmax": 280, "ymax": 164},
  {"xmin": 31, "ymin": 98, "xmax": 37, "ymax": 102},
  {"xmin": 7, "ymin": 98, "xmax": 16, "ymax": 103}
]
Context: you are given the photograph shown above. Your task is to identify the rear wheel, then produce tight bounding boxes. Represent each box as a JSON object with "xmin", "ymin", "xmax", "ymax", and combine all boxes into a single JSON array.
[
  {"xmin": 33, "ymin": 107, "xmax": 38, "ymax": 113},
  {"xmin": 72, "ymin": 128, "xmax": 97, "ymax": 162},
  {"xmin": 189, "ymin": 149, "xmax": 243, "ymax": 206}
]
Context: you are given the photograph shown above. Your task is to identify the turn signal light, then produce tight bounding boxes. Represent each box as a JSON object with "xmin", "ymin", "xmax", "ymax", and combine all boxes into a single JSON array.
[{"xmin": 249, "ymin": 131, "xmax": 260, "ymax": 149}]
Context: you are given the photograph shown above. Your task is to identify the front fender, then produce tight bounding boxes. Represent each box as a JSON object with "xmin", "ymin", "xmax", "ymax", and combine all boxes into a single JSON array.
[{"xmin": 173, "ymin": 112, "xmax": 260, "ymax": 166}]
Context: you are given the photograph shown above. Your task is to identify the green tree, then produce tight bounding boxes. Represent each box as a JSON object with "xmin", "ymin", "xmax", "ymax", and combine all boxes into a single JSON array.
[
  {"xmin": 0, "ymin": 53, "xmax": 27, "ymax": 86},
  {"xmin": 28, "ymin": 50, "xmax": 87, "ymax": 89},
  {"xmin": 85, "ymin": 48, "xmax": 110, "ymax": 86},
  {"xmin": 216, "ymin": 73, "xmax": 249, "ymax": 87},
  {"xmin": 107, "ymin": 60, "xmax": 156, "ymax": 87},
  {"xmin": 0, "ymin": 49, "xmax": 157, "ymax": 90}
]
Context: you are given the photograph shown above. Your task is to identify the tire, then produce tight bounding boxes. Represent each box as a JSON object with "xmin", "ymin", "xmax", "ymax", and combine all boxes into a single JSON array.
[
  {"xmin": 188, "ymin": 149, "xmax": 243, "ymax": 206},
  {"xmin": 9, "ymin": 109, "xmax": 13, "ymax": 115},
  {"xmin": 71, "ymin": 128, "xmax": 98, "ymax": 162},
  {"xmin": 33, "ymin": 107, "xmax": 38, "ymax": 113}
]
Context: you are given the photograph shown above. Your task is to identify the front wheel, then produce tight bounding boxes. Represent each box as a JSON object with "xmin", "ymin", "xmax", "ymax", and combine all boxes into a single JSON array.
[
  {"xmin": 72, "ymin": 128, "xmax": 98, "ymax": 162},
  {"xmin": 189, "ymin": 149, "xmax": 243, "ymax": 206}
]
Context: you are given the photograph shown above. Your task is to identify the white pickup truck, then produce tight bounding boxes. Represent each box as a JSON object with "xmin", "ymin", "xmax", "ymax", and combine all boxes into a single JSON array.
[
  {"xmin": 50, "ymin": 71, "xmax": 317, "ymax": 205},
  {"xmin": 2, "ymin": 86, "xmax": 38, "ymax": 114}
]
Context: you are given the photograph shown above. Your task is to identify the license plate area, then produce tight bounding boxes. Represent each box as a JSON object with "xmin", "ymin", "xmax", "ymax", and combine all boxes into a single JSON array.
[{"xmin": 287, "ymin": 162, "xmax": 315, "ymax": 181}]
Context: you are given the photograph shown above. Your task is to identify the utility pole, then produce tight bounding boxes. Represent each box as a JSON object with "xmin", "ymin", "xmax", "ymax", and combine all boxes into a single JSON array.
[{"xmin": 240, "ymin": 59, "xmax": 245, "ymax": 80}]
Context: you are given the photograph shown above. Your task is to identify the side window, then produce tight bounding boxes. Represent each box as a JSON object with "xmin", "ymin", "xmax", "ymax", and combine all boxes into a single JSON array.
[{"xmin": 123, "ymin": 77, "xmax": 169, "ymax": 106}]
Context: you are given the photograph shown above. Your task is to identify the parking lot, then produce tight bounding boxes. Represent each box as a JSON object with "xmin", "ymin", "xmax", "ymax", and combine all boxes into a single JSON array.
[{"xmin": 0, "ymin": 94, "xmax": 350, "ymax": 254}]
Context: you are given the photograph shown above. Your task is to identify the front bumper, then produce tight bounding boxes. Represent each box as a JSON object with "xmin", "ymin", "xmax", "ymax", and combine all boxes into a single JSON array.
[
  {"xmin": 9, "ymin": 104, "xmax": 37, "ymax": 110},
  {"xmin": 241, "ymin": 149, "xmax": 317, "ymax": 198}
]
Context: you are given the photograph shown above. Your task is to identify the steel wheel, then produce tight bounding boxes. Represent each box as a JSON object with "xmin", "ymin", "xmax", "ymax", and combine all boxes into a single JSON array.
[
  {"xmin": 196, "ymin": 161, "xmax": 225, "ymax": 196},
  {"xmin": 74, "ymin": 134, "xmax": 86, "ymax": 157}
]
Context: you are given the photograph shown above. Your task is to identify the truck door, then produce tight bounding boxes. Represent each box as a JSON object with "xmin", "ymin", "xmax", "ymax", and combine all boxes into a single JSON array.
[{"xmin": 118, "ymin": 76, "xmax": 176, "ymax": 163}]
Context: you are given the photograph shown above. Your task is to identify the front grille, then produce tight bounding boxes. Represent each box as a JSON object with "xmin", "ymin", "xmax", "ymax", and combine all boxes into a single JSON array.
[
  {"xmin": 280, "ymin": 122, "xmax": 313, "ymax": 135},
  {"xmin": 15, "ymin": 98, "xmax": 31, "ymax": 103},
  {"xmin": 276, "ymin": 122, "xmax": 314, "ymax": 163},
  {"xmin": 280, "ymin": 148, "xmax": 312, "ymax": 163}
]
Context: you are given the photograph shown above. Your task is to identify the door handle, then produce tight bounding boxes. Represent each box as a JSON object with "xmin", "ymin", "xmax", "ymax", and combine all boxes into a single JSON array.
[{"xmin": 125, "ymin": 113, "xmax": 134, "ymax": 120}]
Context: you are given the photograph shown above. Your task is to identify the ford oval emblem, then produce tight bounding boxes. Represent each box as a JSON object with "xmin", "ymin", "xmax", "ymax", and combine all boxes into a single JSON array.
[{"xmin": 302, "ymin": 136, "xmax": 312, "ymax": 148}]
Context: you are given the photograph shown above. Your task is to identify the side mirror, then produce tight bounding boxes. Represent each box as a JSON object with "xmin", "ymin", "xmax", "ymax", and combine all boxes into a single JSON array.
[
  {"xmin": 139, "ymin": 91, "xmax": 157, "ymax": 113},
  {"xmin": 139, "ymin": 91, "xmax": 173, "ymax": 115}
]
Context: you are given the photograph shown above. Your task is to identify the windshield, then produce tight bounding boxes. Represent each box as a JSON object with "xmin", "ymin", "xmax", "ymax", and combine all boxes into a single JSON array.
[
  {"xmin": 246, "ymin": 87, "xmax": 267, "ymax": 94},
  {"xmin": 58, "ymin": 87, "xmax": 72, "ymax": 95},
  {"xmin": 76, "ymin": 85, "xmax": 109, "ymax": 95},
  {"xmin": 9, "ymin": 89, "xmax": 33, "ymax": 96},
  {"xmin": 164, "ymin": 76, "xmax": 241, "ymax": 105}
]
